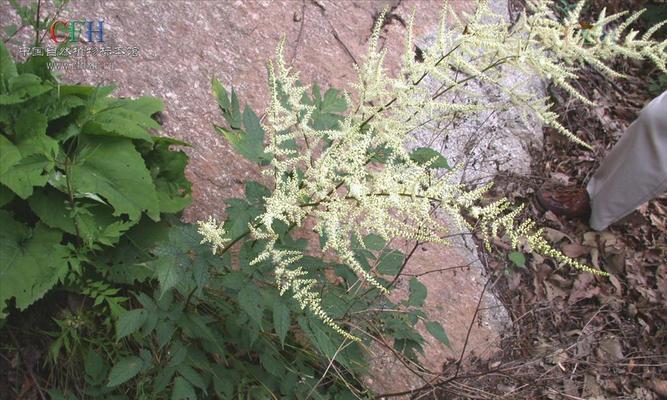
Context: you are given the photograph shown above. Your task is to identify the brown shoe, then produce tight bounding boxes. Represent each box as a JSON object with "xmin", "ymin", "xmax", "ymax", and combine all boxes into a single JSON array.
[{"xmin": 536, "ymin": 184, "xmax": 591, "ymax": 218}]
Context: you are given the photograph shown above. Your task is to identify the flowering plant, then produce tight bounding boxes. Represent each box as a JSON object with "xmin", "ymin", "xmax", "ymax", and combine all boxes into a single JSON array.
[{"xmin": 202, "ymin": 0, "xmax": 666, "ymax": 339}]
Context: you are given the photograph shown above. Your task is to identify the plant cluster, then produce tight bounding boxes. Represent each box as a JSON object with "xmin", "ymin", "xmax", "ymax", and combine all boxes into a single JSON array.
[
  {"xmin": 1, "ymin": 0, "xmax": 666, "ymax": 399},
  {"xmin": 0, "ymin": 41, "xmax": 440, "ymax": 399},
  {"xmin": 201, "ymin": 0, "xmax": 666, "ymax": 338}
]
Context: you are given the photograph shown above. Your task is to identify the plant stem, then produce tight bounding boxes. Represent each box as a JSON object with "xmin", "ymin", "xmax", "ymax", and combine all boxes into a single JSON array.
[{"xmin": 34, "ymin": 0, "xmax": 41, "ymax": 47}]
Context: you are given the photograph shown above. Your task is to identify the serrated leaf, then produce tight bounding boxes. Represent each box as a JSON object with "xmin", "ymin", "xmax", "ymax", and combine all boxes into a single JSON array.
[
  {"xmin": 70, "ymin": 136, "xmax": 160, "ymax": 221},
  {"xmin": 305, "ymin": 83, "xmax": 347, "ymax": 131},
  {"xmin": 155, "ymin": 320, "xmax": 177, "ymax": 349},
  {"xmin": 29, "ymin": 187, "xmax": 134, "ymax": 247},
  {"xmin": 223, "ymin": 195, "xmax": 264, "ymax": 239},
  {"xmin": 14, "ymin": 110, "xmax": 57, "ymax": 157},
  {"xmin": 141, "ymin": 138, "xmax": 191, "ymax": 213},
  {"xmin": 171, "ymin": 376, "xmax": 196, "ymax": 400},
  {"xmin": 0, "ymin": 135, "xmax": 21, "ymax": 175},
  {"xmin": 321, "ymin": 87, "xmax": 347, "ymax": 114},
  {"xmin": 121, "ymin": 96, "xmax": 163, "ymax": 116},
  {"xmin": 0, "ymin": 213, "xmax": 69, "ymax": 316},
  {"xmin": 0, "ymin": 41, "xmax": 18, "ymax": 84},
  {"xmin": 508, "ymin": 251, "xmax": 526, "ymax": 268},
  {"xmin": 0, "ymin": 74, "xmax": 52, "ymax": 105},
  {"xmin": 377, "ymin": 250, "xmax": 405, "ymax": 275},
  {"xmin": 238, "ymin": 285, "xmax": 264, "ymax": 328},
  {"xmin": 260, "ymin": 351, "xmax": 284, "ymax": 377},
  {"xmin": 245, "ymin": 180, "xmax": 270, "ymax": 205},
  {"xmin": 0, "ymin": 153, "xmax": 52, "ymax": 199},
  {"xmin": 106, "ymin": 356, "xmax": 143, "ymax": 387},
  {"xmin": 407, "ymin": 277, "xmax": 427, "ymax": 307},
  {"xmin": 116, "ymin": 309, "xmax": 148, "ymax": 340},
  {"xmin": 212, "ymin": 78, "xmax": 230, "ymax": 117},
  {"xmin": 84, "ymin": 350, "xmax": 106, "ymax": 383},
  {"xmin": 82, "ymin": 96, "xmax": 161, "ymax": 142},
  {"xmin": 425, "ymin": 321, "xmax": 451, "ymax": 348},
  {"xmin": 177, "ymin": 364, "xmax": 207, "ymax": 391},
  {"xmin": 214, "ymin": 105, "xmax": 270, "ymax": 165},
  {"xmin": 154, "ymin": 366, "xmax": 177, "ymax": 393},
  {"xmin": 154, "ymin": 259, "xmax": 183, "ymax": 298},
  {"xmin": 273, "ymin": 300, "xmax": 290, "ymax": 347},
  {"xmin": 148, "ymin": 223, "xmax": 221, "ymax": 297},
  {"xmin": 409, "ymin": 147, "xmax": 450, "ymax": 169},
  {"xmin": 167, "ymin": 342, "xmax": 188, "ymax": 368}
]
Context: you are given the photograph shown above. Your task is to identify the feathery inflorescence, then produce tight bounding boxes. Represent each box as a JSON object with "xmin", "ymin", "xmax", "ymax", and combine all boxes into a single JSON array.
[{"xmin": 201, "ymin": 0, "xmax": 666, "ymax": 339}]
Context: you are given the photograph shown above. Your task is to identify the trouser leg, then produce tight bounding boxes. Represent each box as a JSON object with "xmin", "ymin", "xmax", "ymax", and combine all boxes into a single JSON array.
[{"xmin": 586, "ymin": 91, "xmax": 667, "ymax": 231}]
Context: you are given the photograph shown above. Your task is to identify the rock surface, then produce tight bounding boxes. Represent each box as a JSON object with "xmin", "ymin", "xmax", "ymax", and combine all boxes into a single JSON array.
[{"xmin": 1, "ymin": 0, "xmax": 544, "ymax": 395}]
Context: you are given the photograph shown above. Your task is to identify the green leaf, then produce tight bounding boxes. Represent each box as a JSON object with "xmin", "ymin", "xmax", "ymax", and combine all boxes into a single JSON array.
[
  {"xmin": 212, "ymin": 79, "xmax": 241, "ymax": 129},
  {"xmin": 214, "ymin": 105, "xmax": 270, "ymax": 165},
  {"xmin": 0, "ymin": 135, "xmax": 21, "ymax": 175},
  {"xmin": 0, "ymin": 41, "xmax": 18, "ymax": 84},
  {"xmin": 363, "ymin": 234, "xmax": 386, "ymax": 251},
  {"xmin": 238, "ymin": 285, "xmax": 264, "ymax": 328},
  {"xmin": 424, "ymin": 321, "xmax": 451, "ymax": 348},
  {"xmin": 407, "ymin": 277, "xmax": 427, "ymax": 307},
  {"xmin": 116, "ymin": 309, "xmax": 148, "ymax": 340},
  {"xmin": 148, "ymin": 223, "xmax": 221, "ymax": 296},
  {"xmin": 82, "ymin": 96, "xmax": 161, "ymax": 142},
  {"xmin": 167, "ymin": 342, "xmax": 188, "ymax": 368},
  {"xmin": 3, "ymin": 25, "xmax": 18, "ymax": 38},
  {"xmin": 84, "ymin": 350, "xmax": 106, "ymax": 384},
  {"xmin": 0, "ymin": 154, "xmax": 52, "ymax": 199},
  {"xmin": 106, "ymin": 356, "xmax": 143, "ymax": 387},
  {"xmin": 377, "ymin": 250, "xmax": 405, "ymax": 275},
  {"xmin": 45, "ymin": 95, "xmax": 85, "ymax": 121},
  {"xmin": 0, "ymin": 74, "xmax": 52, "ymax": 105},
  {"xmin": 154, "ymin": 366, "xmax": 177, "ymax": 393},
  {"xmin": 121, "ymin": 96, "xmax": 163, "ymax": 116},
  {"xmin": 223, "ymin": 192, "xmax": 265, "ymax": 239},
  {"xmin": 260, "ymin": 351, "xmax": 284, "ymax": 377},
  {"xmin": 272, "ymin": 300, "xmax": 290, "ymax": 347},
  {"xmin": 245, "ymin": 180, "xmax": 270, "ymax": 205},
  {"xmin": 29, "ymin": 187, "xmax": 134, "ymax": 247},
  {"xmin": 0, "ymin": 213, "xmax": 69, "ymax": 316},
  {"xmin": 70, "ymin": 136, "xmax": 160, "ymax": 221},
  {"xmin": 177, "ymin": 364, "xmax": 207, "ymax": 391},
  {"xmin": 171, "ymin": 376, "xmax": 196, "ymax": 400},
  {"xmin": 320, "ymin": 87, "xmax": 347, "ymax": 114},
  {"xmin": 305, "ymin": 84, "xmax": 347, "ymax": 131},
  {"xmin": 508, "ymin": 251, "xmax": 526, "ymax": 268},
  {"xmin": 0, "ymin": 185, "xmax": 14, "ymax": 207},
  {"xmin": 409, "ymin": 147, "xmax": 450, "ymax": 169},
  {"xmin": 141, "ymin": 138, "xmax": 191, "ymax": 213},
  {"xmin": 155, "ymin": 320, "xmax": 176, "ymax": 349},
  {"xmin": 14, "ymin": 110, "xmax": 57, "ymax": 157}
]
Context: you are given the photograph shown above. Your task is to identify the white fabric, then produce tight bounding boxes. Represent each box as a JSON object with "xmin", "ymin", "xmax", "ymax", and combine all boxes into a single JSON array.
[{"xmin": 587, "ymin": 91, "xmax": 667, "ymax": 230}]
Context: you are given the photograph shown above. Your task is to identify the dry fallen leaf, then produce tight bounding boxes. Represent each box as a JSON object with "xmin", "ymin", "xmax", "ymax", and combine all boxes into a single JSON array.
[
  {"xmin": 562, "ymin": 243, "xmax": 592, "ymax": 258},
  {"xmin": 597, "ymin": 336, "xmax": 624, "ymax": 362},
  {"xmin": 651, "ymin": 379, "xmax": 667, "ymax": 397}
]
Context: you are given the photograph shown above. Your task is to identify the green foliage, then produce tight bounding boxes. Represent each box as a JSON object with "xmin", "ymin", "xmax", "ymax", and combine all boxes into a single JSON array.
[
  {"xmin": 409, "ymin": 147, "xmax": 451, "ymax": 169},
  {"xmin": 649, "ymin": 73, "xmax": 667, "ymax": 96},
  {"xmin": 212, "ymin": 78, "xmax": 271, "ymax": 165},
  {"xmin": 0, "ymin": 33, "xmax": 453, "ymax": 400},
  {"xmin": 508, "ymin": 251, "xmax": 526, "ymax": 268},
  {"xmin": 0, "ymin": 41, "xmax": 191, "ymax": 317}
]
